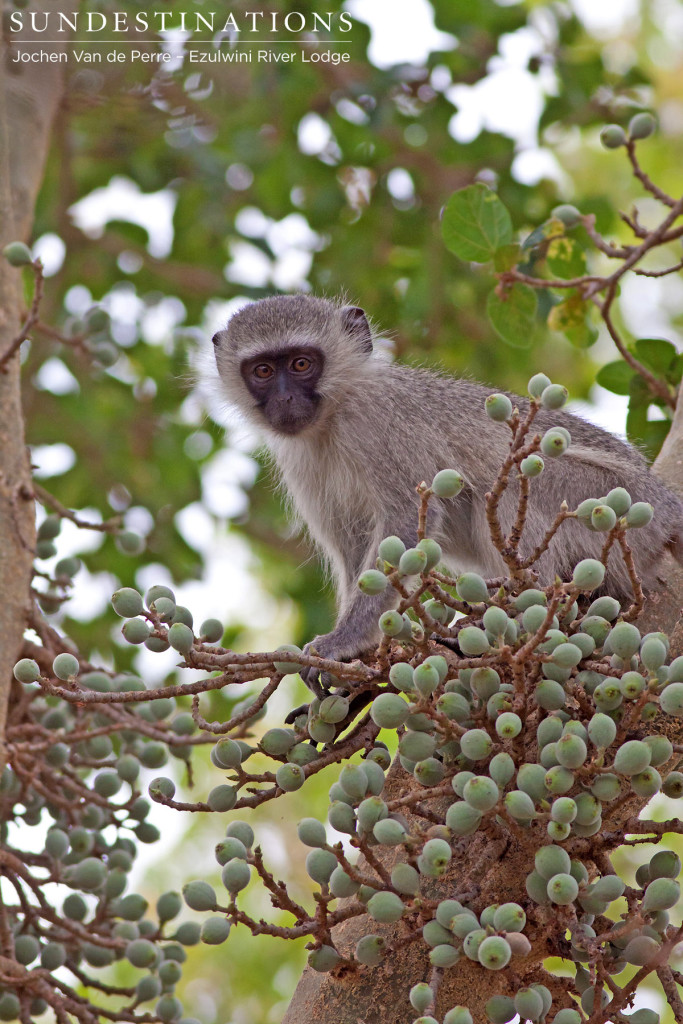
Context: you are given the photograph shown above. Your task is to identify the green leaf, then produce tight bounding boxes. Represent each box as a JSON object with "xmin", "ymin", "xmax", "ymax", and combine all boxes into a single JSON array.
[
  {"xmin": 595, "ymin": 361, "xmax": 635, "ymax": 396},
  {"xmin": 669, "ymin": 354, "xmax": 683, "ymax": 387},
  {"xmin": 625, "ymin": 375, "xmax": 652, "ymax": 450},
  {"xmin": 547, "ymin": 292, "xmax": 587, "ymax": 333},
  {"xmin": 639, "ymin": 420, "xmax": 671, "ymax": 460},
  {"xmin": 487, "ymin": 284, "xmax": 537, "ymax": 348},
  {"xmin": 521, "ymin": 217, "xmax": 563, "ymax": 253},
  {"xmin": 493, "ymin": 243, "xmax": 521, "ymax": 272},
  {"xmin": 107, "ymin": 220, "xmax": 150, "ymax": 248},
  {"xmin": 387, "ymin": 246, "xmax": 422, "ymax": 269},
  {"xmin": 565, "ymin": 321, "xmax": 599, "ymax": 349},
  {"xmin": 633, "ymin": 338, "xmax": 678, "ymax": 376},
  {"xmin": 521, "ymin": 225, "xmax": 547, "ymax": 252},
  {"xmin": 628, "ymin": 374, "xmax": 652, "ymax": 404},
  {"xmin": 546, "ymin": 290, "xmax": 598, "ymax": 347},
  {"xmin": 442, "ymin": 184, "xmax": 513, "ymax": 262},
  {"xmin": 626, "ymin": 411, "xmax": 671, "ymax": 462},
  {"xmin": 546, "ymin": 236, "xmax": 587, "ymax": 279}
]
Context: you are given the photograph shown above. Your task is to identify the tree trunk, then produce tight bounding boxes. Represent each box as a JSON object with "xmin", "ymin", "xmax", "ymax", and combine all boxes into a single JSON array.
[
  {"xmin": 0, "ymin": 21, "xmax": 72, "ymax": 766},
  {"xmin": 283, "ymin": 391, "xmax": 683, "ymax": 1023}
]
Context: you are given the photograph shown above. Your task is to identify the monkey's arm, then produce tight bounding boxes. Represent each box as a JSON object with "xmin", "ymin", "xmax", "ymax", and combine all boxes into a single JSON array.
[
  {"xmin": 300, "ymin": 588, "xmax": 396, "ymax": 698},
  {"xmin": 298, "ymin": 592, "xmax": 393, "ymax": 699},
  {"xmin": 300, "ymin": 514, "xmax": 434, "ymax": 695},
  {"xmin": 311, "ymin": 588, "xmax": 394, "ymax": 659}
]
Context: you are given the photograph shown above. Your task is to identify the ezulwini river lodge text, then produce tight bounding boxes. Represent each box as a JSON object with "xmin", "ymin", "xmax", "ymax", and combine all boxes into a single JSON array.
[{"xmin": 10, "ymin": 47, "xmax": 350, "ymax": 65}]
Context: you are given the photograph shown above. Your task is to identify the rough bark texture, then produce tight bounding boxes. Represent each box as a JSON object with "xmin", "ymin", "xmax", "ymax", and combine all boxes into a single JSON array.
[
  {"xmin": 283, "ymin": 408, "xmax": 683, "ymax": 1022},
  {"xmin": 0, "ymin": 26, "xmax": 71, "ymax": 765},
  {"xmin": 641, "ymin": 385, "xmax": 683, "ymax": 644},
  {"xmin": 655, "ymin": 389, "xmax": 683, "ymax": 498},
  {"xmin": 283, "ymin": 772, "xmax": 547, "ymax": 1023}
]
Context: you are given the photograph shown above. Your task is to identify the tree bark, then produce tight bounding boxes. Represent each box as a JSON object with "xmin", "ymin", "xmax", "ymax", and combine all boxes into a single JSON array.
[
  {"xmin": 640, "ymin": 384, "xmax": 683, "ymax": 645},
  {"xmin": 0, "ymin": 23, "xmax": 72, "ymax": 766},
  {"xmin": 283, "ymin": 391, "xmax": 683, "ymax": 1023},
  {"xmin": 655, "ymin": 387, "xmax": 683, "ymax": 497}
]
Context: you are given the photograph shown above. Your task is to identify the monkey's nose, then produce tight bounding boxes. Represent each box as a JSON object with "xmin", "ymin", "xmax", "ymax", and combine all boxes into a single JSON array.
[{"xmin": 211, "ymin": 332, "xmax": 222, "ymax": 347}]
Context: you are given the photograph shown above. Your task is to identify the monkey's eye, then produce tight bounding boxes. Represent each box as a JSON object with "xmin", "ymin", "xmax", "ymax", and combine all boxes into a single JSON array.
[
  {"xmin": 253, "ymin": 364, "xmax": 274, "ymax": 380},
  {"xmin": 291, "ymin": 356, "xmax": 312, "ymax": 373}
]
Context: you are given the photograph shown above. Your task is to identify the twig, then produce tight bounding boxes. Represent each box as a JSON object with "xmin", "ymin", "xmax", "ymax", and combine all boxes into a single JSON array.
[
  {"xmin": 617, "ymin": 533, "xmax": 645, "ymax": 621},
  {"xmin": 625, "ymin": 139, "xmax": 677, "ymax": 209},
  {"xmin": 599, "ymin": 282, "xmax": 674, "ymax": 407},
  {"xmin": 32, "ymin": 482, "xmax": 123, "ymax": 534},
  {"xmin": 634, "ymin": 258, "xmax": 683, "ymax": 278},
  {"xmin": 519, "ymin": 505, "xmax": 573, "ymax": 570},
  {"xmin": 416, "ymin": 483, "xmax": 431, "ymax": 542},
  {"xmin": 0, "ymin": 259, "xmax": 44, "ymax": 372}
]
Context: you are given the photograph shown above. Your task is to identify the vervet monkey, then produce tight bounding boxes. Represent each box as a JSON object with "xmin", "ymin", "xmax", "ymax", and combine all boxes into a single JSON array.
[{"xmin": 212, "ymin": 295, "xmax": 683, "ymax": 693}]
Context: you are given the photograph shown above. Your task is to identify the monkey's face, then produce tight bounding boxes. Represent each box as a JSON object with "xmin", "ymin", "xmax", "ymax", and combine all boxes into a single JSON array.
[
  {"xmin": 238, "ymin": 346, "xmax": 325, "ymax": 435},
  {"xmin": 212, "ymin": 296, "xmax": 373, "ymax": 435}
]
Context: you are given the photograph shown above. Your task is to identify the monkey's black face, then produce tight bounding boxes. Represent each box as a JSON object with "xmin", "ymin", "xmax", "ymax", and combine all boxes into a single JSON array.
[{"xmin": 239, "ymin": 346, "xmax": 325, "ymax": 435}]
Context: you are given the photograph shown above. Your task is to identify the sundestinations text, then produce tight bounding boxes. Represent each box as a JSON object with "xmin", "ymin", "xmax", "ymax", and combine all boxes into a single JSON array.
[{"xmin": 9, "ymin": 10, "xmax": 353, "ymax": 34}]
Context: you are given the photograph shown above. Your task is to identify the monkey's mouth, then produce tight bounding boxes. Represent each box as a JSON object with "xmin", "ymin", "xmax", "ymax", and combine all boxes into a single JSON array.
[
  {"xmin": 261, "ymin": 396, "xmax": 321, "ymax": 435},
  {"xmin": 268, "ymin": 411, "xmax": 319, "ymax": 435}
]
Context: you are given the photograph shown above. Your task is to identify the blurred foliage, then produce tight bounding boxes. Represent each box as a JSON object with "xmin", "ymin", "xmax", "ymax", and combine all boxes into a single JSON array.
[
  {"xmin": 6, "ymin": 0, "xmax": 683, "ymax": 1017},
  {"xmin": 442, "ymin": 173, "xmax": 682, "ymax": 458}
]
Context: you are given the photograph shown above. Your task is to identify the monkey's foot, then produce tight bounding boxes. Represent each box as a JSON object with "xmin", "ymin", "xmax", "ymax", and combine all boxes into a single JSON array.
[
  {"xmin": 298, "ymin": 665, "xmax": 337, "ymax": 700},
  {"xmin": 432, "ymin": 634, "xmax": 462, "ymax": 654},
  {"xmin": 285, "ymin": 702, "xmax": 311, "ymax": 725}
]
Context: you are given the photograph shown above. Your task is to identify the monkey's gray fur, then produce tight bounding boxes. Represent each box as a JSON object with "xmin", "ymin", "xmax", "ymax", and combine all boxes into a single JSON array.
[{"xmin": 212, "ymin": 294, "xmax": 683, "ymax": 688}]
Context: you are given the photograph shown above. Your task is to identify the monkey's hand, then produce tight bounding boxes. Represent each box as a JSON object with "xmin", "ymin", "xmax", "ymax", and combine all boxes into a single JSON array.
[
  {"xmin": 298, "ymin": 580, "xmax": 399, "ymax": 696},
  {"xmin": 299, "ymin": 633, "xmax": 349, "ymax": 699},
  {"xmin": 299, "ymin": 616, "xmax": 384, "ymax": 696},
  {"xmin": 287, "ymin": 632, "xmax": 373, "ymax": 728}
]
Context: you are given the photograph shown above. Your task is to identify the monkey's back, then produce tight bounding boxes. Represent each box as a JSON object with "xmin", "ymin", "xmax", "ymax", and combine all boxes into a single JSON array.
[{"xmin": 307, "ymin": 360, "xmax": 682, "ymax": 596}]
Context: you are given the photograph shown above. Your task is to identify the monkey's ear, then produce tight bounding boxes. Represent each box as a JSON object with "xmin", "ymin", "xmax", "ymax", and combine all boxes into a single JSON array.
[{"xmin": 341, "ymin": 306, "xmax": 373, "ymax": 353}]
